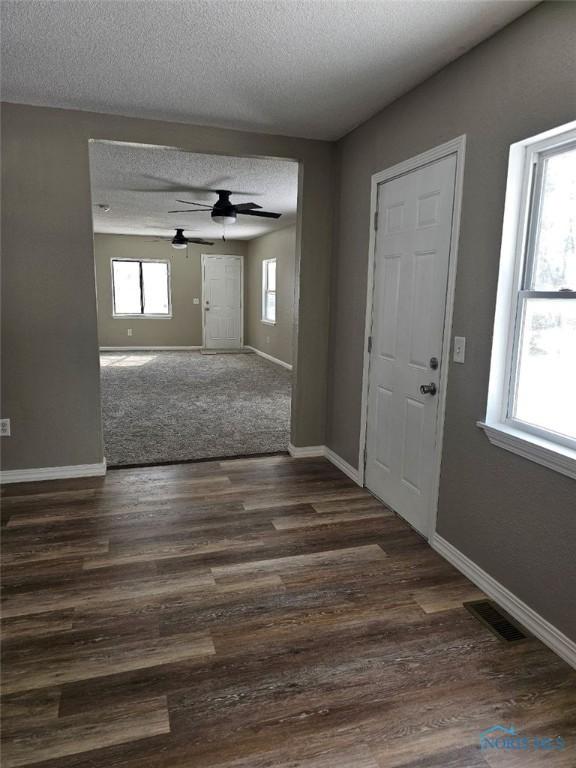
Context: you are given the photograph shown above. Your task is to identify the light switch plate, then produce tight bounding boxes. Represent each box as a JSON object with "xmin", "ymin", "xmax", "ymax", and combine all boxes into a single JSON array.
[
  {"xmin": 1, "ymin": 419, "xmax": 11, "ymax": 437},
  {"xmin": 193, "ymin": 298, "xmax": 200, "ymax": 305},
  {"xmin": 453, "ymin": 336, "xmax": 466, "ymax": 364}
]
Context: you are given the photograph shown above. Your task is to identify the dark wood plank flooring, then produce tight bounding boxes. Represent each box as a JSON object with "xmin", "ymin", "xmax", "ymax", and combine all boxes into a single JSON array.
[{"xmin": 1, "ymin": 455, "xmax": 575, "ymax": 767}]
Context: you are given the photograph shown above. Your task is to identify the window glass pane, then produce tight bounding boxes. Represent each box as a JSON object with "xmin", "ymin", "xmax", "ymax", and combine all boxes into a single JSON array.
[
  {"xmin": 267, "ymin": 260, "xmax": 276, "ymax": 291},
  {"xmin": 265, "ymin": 291, "xmax": 276, "ymax": 322},
  {"xmin": 113, "ymin": 261, "xmax": 141, "ymax": 314},
  {"xmin": 531, "ymin": 146, "xmax": 576, "ymax": 291},
  {"xmin": 142, "ymin": 262, "xmax": 169, "ymax": 314},
  {"xmin": 513, "ymin": 298, "xmax": 576, "ymax": 439}
]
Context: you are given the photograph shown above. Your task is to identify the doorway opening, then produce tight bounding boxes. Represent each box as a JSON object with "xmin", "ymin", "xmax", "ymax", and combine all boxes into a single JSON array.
[{"xmin": 89, "ymin": 140, "xmax": 299, "ymax": 467}]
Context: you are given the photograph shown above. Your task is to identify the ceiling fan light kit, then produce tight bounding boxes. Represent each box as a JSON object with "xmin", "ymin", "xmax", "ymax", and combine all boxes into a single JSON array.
[
  {"xmin": 171, "ymin": 228, "xmax": 189, "ymax": 248},
  {"xmin": 212, "ymin": 214, "xmax": 237, "ymax": 225}
]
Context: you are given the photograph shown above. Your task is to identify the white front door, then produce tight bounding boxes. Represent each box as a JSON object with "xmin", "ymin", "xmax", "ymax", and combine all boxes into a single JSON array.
[
  {"xmin": 202, "ymin": 255, "xmax": 243, "ymax": 349},
  {"xmin": 365, "ymin": 154, "xmax": 457, "ymax": 536}
]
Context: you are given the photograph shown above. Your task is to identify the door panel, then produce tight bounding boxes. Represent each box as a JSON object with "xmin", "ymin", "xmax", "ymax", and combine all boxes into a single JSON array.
[
  {"xmin": 203, "ymin": 256, "xmax": 242, "ymax": 349},
  {"xmin": 376, "ymin": 385, "xmax": 393, "ymax": 470},
  {"xmin": 401, "ymin": 397, "xmax": 424, "ymax": 491},
  {"xmin": 365, "ymin": 155, "xmax": 457, "ymax": 536},
  {"xmin": 379, "ymin": 254, "xmax": 401, "ymax": 359},
  {"xmin": 409, "ymin": 250, "xmax": 436, "ymax": 368}
]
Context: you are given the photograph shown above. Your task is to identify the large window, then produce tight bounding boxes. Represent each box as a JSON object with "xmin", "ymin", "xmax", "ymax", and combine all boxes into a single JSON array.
[
  {"xmin": 262, "ymin": 258, "xmax": 277, "ymax": 324},
  {"xmin": 482, "ymin": 121, "xmax": 576, "ymax": 479},
  {"xmin": 112, "ymin": 259, "xmax": 171, "ymax": 317}
]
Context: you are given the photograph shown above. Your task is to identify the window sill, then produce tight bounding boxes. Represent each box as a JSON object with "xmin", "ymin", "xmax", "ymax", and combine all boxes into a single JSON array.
[
  {"xmin": 477, "ymin": 421, "xmax": 576, "ymax": 481},
  {"xmin": 261, "ymin": 319, "xmax": 276, "ymax": 326},
  {"xmin": 113, "ymin": 315, "xmax": 173, "ymax": 320}
]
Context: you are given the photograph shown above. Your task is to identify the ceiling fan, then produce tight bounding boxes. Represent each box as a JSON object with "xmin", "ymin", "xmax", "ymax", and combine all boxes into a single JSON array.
[
  {"xmin": 169, "ymin": 190, "xmax": 282, "ymax": 225},
  {"xmin": 145, "ymin": 228, "xmax": 214, "ymax": 249}
]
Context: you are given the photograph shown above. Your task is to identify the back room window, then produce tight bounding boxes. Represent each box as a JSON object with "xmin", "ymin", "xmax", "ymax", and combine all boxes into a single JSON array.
[
  {"xmin": 262, "ymin": 257, "xmax": 277, "ymax": 323},
  {"xmin": 112, "ymin": 259, "xmax": 171, "ymax": 316}
]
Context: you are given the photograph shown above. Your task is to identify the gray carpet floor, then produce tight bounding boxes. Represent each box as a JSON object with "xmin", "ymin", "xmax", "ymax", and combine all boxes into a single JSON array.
[{"xmin": 100, "ymin": 351, "xmax": 292, "ymax": 466}]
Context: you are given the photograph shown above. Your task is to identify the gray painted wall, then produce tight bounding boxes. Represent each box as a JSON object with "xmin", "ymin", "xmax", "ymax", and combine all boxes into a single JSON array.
[
  {"xmin": 1, "ymin": 103, "xmax": 334, "ymax": 471},
  {"xmin": 245, "ymin": 226, "xmax": 296, "ymax": 366},
  {"xmin": 326, "ymin": 2, "xmax": 576, "ymax": 640},
  {"xmin": 94, "ymin": 233, "xmax": 246, "ymax": 347}
]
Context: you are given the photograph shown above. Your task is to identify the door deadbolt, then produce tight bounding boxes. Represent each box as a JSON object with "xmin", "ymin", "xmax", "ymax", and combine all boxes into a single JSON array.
[
  {"xmin": 420, "ymin": 383, "xmax": 437, "ymax": 396},
  {"xmin": 429, "ymin": 357, "xmax": 439, "ymax": 370}
]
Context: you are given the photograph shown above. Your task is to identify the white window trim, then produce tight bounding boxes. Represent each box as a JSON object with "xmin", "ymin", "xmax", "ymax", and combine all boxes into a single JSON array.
[
  {"xmin": 111, "ymin": 258, "xmax": 172, "ymax": 319},
  {"xmin": 261, "ymin": 257, "xmax": 277, "ymax": 325},
  {"xmin": 479, "ymin": 120, "xmax": 576, "ymax": 481}
]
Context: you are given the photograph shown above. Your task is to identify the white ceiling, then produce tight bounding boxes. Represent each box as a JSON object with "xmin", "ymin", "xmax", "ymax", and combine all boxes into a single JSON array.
[
  {"xmin": 89, "ymin": 141, "xmax": 299, "ymax": 239},
  {"xmin": 1, "ymin": 0, "xmax": 536, "ymax": 141}
]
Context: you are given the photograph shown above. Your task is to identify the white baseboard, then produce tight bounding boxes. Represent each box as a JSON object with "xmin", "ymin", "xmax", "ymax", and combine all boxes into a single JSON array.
[
  {"xmin": 431, "ymin": 533, "xmax": 576, "ymax": 670},
  {"xmin": 287, "ymin": 444, "xmax": 362, "ymax": 486},
  {"xmin": 0, "ymin": 461, "xmax": 107, "ymax": 485},
  {"xmin": 245, "ymin": 346, "xmax": 293, "ymax": 371},
  {"xmin": 288, "ymin": 443, "xmax": 325, "ymax": 458},
  {"xmin": 100, "ymin": 346, "xmax": 202, "ymax": 351},
  {"xmin": 323, "ymin": 447, "xmax": 362, "ymax": 485}
]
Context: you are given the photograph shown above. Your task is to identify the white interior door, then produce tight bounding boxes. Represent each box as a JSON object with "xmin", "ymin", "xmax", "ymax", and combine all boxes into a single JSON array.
[
  {"xmin": 202, "ymin": 255, "xmax": 243, "ymax": 349},
  {"xmin": 365, "ymin": 154, "xmax": 457, "ymax": 536}
]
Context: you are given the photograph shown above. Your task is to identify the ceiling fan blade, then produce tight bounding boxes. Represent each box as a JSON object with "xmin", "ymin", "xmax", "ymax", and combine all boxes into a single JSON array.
[
  {"xmin": 127, "ymin": 180, "xmax": 209, "ymax": 194},
  {"xmin": 176, "ymin": 199, "xmax": 213, "ymax": 208},
  {"xmin": 125, "ymin": 186, "xmax": 195, "ymax": 193},
  {"xmin": 187, "ymin": 239, "xmax": 215, "ymax": 245},
  {"xmin": 187, "ymin": 187, "xmax": 260, "ymax": 196},
  {"xmin": 235, "ymin": 203, "xmax": 262, "ymax": 211},
  {"xmin": 168, "ymin": 209, "xmax": 210, "ymax": 213},
  {"xmin": 239, "ymin": 210, "xmax": 282, "ymax": 219},
  {"xmin": 129, "ymin": 176, "xmax": 260, "ymax": 196}
]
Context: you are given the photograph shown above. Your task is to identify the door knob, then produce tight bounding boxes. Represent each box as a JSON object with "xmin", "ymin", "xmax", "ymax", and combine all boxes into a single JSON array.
[{"xmin": 420, "ymin": 383, "xmax": 437, "ymax": 396}]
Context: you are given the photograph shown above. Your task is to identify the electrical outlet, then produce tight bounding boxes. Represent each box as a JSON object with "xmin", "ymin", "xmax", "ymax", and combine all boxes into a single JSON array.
[
  {"xmin": 453, "ymin": 336, "xmax": 466, "ymax": 364},
  {"xmin": 1, "ymin": 419, "xmax": 11, "ymax": 437},
  {"xmin": 127, "ymin": 328, "xmax": 133, "ymax": 337}
]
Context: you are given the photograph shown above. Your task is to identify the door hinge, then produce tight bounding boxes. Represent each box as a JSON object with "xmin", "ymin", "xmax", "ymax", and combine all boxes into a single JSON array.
[
  {"xmin": 368, "ymin": 336, "xmax": 373, "ymax": 354},
  {"xmin": 374, "ymin": 211, "xmax": 378, "ymax": 231}
]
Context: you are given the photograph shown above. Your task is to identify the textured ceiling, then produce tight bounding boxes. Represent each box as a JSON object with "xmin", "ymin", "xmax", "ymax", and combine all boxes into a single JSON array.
[
  {"xmin": 89, "ymin": 142, "xmax": 299, "ymax": 239},
  {"xmin": 1, "ymin": 0, "xmax": 536, "ymax": 140}
]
